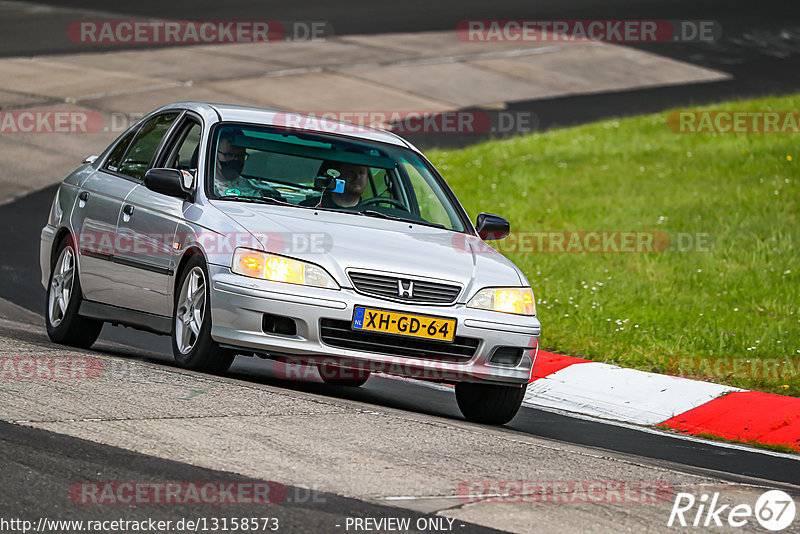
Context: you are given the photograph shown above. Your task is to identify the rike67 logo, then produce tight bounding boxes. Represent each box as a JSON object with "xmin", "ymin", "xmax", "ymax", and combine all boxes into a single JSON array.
[{"xmin": 668, "ymin": 490, "xmax": 796, "ymax": 531}]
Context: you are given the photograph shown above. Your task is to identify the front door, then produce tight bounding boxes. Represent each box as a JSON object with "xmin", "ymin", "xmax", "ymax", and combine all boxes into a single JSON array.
[{"xmin": 114, "ymin": 116, "xmax": 202, "ymax": 316}]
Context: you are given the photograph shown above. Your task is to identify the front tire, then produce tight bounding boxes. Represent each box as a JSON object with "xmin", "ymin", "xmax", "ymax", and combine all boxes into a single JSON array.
[
  {"xmin": 455, "ymin": 382, "xmax": 526, "ymax": 425},
  {"xmin": 45, "ymin": 237, "xmax": 102, "ymax": 348},
  {"xmin": 171, "ymin": 255, "xmax": 234, "ymax": 374}
]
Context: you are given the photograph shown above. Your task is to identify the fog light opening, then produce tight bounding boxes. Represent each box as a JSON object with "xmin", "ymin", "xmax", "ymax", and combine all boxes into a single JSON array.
[
  {"xmin": 262, "ymin": 313, "xmax": 297, "ymax": 336},
  {"xmin": 489, "ymin": 347, "xmax": 523, "ymax": 366}
]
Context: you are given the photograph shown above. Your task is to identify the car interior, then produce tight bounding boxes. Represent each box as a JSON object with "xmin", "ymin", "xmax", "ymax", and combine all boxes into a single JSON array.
[{"xmin": 207, "ymin": 126, "xmax": 462, "ymax": 230}]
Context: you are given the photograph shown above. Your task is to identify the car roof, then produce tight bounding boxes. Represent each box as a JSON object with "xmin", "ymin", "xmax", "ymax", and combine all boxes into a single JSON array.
[{"xmin": 159, "ymin": 101, "xmax": 412, "ymax": 148}]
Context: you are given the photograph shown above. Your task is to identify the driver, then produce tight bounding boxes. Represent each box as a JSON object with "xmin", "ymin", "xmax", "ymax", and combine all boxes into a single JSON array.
[
  {"xmin": 214, "ymin": 133, "xmax": 258, "ymax": 197},
  {"xmin": 304, "ymin": 162, "xmax": 369, "ymax": 209}
]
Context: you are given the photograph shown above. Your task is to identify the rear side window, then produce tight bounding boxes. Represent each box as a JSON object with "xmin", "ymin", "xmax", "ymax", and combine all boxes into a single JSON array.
[{"xmin": 116, "ymin": 113, "xmax": 179, "ymax": 181}]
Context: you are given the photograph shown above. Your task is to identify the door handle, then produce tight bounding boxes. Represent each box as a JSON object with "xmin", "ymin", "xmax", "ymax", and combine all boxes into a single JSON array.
[
  {"xmin": 79, "ymin": 191, "xmax": 90, "ymax": 201},
  {"xmin": 123, "ymin": 204, "xmax": 135, "ymax": 216}
]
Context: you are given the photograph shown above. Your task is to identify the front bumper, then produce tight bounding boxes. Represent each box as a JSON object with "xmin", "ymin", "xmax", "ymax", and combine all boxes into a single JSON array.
[{"xmin": 209, "ymin": 265, "xmax": 540, "ymax": 385}]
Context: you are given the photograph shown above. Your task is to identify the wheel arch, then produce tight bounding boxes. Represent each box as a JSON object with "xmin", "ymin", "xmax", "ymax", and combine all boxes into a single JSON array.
[
  {"xmin": 173, "ymin": 245, "xmax": 209, "ymax": 298},
  {"xmin": 51, "ymin": 227, "xmax": 73, "ymax": 266}
]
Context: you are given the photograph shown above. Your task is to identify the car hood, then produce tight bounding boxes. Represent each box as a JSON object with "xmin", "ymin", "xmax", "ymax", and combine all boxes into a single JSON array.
[{"xmin": 212, "ymin": 203, "xmax": 524, "ymax": 298}]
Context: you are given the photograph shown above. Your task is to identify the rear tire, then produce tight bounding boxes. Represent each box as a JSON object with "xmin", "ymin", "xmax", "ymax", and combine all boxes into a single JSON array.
[
  {"xmin": 171, "ymin": 255, "xmax": 234, "ymax": 374},
  {"xmin": 455, "ymin": 382, "xmax": 526, "ymax": 425},
  {"xmin": 45, "ymin": 237, "xmax": 102, "ymax": 348},
  {"xmin": 317, "ymin": 362, "xmax": 370, "ymax": 387}
]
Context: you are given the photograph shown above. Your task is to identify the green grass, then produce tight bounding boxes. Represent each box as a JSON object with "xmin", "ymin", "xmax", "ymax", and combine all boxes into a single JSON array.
[{"xmin": 429, "ymin": 94, "xmax": 800, "ymax": 396}]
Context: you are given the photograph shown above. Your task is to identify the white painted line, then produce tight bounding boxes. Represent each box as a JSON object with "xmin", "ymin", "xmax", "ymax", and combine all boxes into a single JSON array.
[{"xmin": 524, "ymin": 362, "xmax": 740, "ymax": 425}]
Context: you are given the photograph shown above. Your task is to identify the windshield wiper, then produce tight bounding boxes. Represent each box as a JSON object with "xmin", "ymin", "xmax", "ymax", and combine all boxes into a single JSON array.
[
  {"xmin": 215, "ymin": 195, "xmax": 295, "ymax": 207},
  {"xmin": 358, "ymin": 210, "xmax": 447, "ymax": 230}
]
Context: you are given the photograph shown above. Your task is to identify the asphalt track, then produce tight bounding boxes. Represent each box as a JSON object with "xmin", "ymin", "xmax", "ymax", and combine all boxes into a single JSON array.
[
  {"xmin": 1, "ymin": 184, "xmax": 799, "ymax": 492},
  {"xmin": 1, "ymin": 0, "xmax": 800, "ymax": 147},
  {"xmin": 2, "ymin": 0, "xmax": 796, "ymax": 57},
  {"xmin": 0, "ymin": 421, "xmax": 507, "ymax": 533},
  {"xmin": 1, "ymin": 1, "xmax": 800, "ymax": 529}
]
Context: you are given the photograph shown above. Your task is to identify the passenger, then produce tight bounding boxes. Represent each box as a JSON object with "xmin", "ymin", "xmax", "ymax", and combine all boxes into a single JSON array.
[{"xmin": 304, "ymin": 162, "xmax": 370, "ymax": 209}]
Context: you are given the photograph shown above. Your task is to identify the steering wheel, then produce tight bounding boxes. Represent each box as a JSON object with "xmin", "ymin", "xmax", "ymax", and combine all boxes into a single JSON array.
[
  {"xmin": 247, "ymin": 179, "xmax": 287, "ymax": 202},
  {"xmin": 361, "ymin": 197, "xmax": 407, "ymax": 210}
]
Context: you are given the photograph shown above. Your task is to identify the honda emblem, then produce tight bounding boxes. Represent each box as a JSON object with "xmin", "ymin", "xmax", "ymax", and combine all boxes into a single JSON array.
[{"xmin": 397, "ymin": 279, "xmax": 414, "ymax": 298}]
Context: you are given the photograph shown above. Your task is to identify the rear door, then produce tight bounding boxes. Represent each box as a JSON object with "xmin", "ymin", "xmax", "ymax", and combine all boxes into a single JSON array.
[{"xmin": 73, "ymin": 127, "xmax": 141, "ymax": 305}]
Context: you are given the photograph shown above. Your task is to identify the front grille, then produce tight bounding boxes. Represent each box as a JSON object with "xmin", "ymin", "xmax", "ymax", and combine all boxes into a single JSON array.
[
  {"xmin": 320, "ymin": 319, "xmax": 478, "ymax": 362},
  {"xmin": 348, "ymin": 271, "xmax": 461, "ymax": 304}
]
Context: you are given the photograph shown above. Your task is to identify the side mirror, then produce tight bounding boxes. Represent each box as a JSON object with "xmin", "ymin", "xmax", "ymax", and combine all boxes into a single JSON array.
[
  {"xmin": 476, "ymin": 213, "xmax": 510, "ymax": 241},
  {"xmin": 82, "ymin": 155, "xmax": 99, "ymax": 165},
  {"xmin": 144, "ymin": 168, "xmax": 193, "ymax": 201}
]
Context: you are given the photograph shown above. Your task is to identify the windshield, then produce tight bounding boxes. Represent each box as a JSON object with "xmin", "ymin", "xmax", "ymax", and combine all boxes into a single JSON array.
[{"xmin": 208, "ymin": 124, "xmax": 466, "ymax": 232}]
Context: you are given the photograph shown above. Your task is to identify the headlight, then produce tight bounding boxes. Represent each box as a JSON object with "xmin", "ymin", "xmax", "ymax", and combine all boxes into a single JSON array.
[
  {"xmin": 231, "ymin": 248, "xmax": 339, "ymax": 289},
  {"xmin": 467, "ymin": 287, "xmax": 536, "ymax": 316}
]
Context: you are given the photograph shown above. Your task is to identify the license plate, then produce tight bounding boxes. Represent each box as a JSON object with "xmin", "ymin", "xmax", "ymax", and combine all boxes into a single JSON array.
[{"xmin": 352, "ymin": 307, "xmax": 456, "ymax": 343}]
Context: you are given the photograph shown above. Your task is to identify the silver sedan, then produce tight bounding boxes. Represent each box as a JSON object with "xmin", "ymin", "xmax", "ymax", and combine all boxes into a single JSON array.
[{"xmin": 40, "ymin": 102, "xmax": 540, "ymax": 424}]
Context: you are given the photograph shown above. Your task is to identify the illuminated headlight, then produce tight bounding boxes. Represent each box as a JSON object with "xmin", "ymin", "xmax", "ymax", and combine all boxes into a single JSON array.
[
  {"xmin": 231, "ymin": 248, "xmax": 339, "ymax": 289},
  {"xmin": 467, "ymin": 287, "xmax": 536, "ymax": 316}
]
